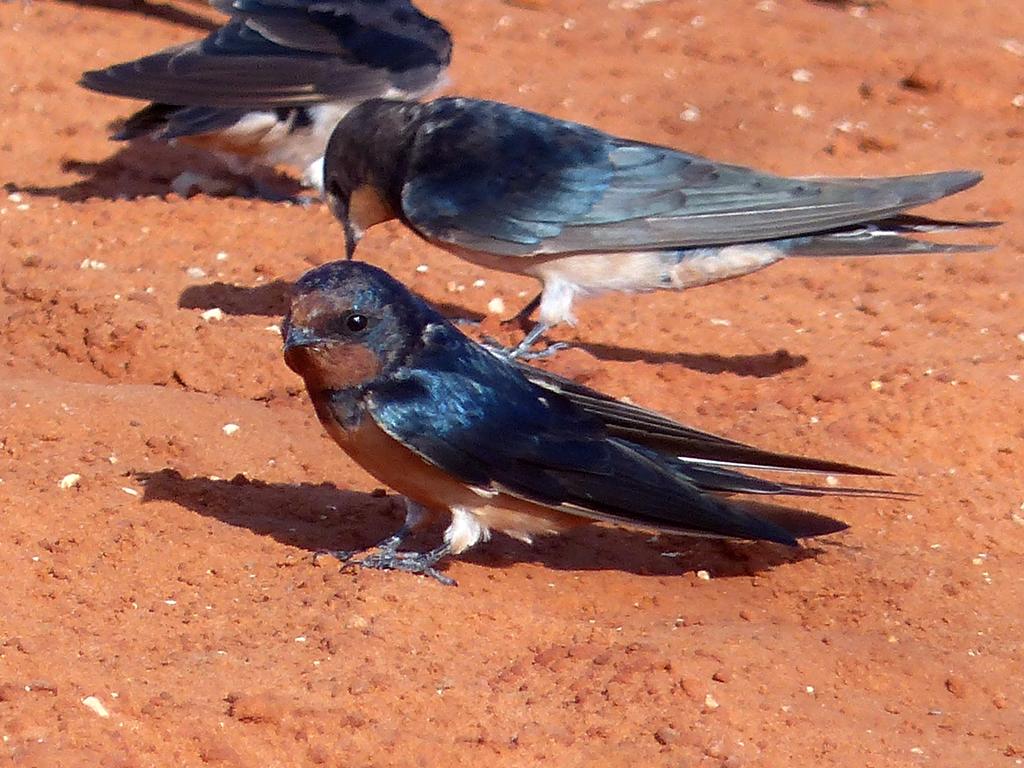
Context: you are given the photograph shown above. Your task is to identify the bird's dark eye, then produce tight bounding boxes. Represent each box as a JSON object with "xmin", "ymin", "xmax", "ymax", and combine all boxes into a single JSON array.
[
  {"xmin": 327, "ymin": 310, "xmax": 375, "ymax": 337},
  {"xmin": 345, "ymin": 313, "xmax": 369, "ymax": 333}
]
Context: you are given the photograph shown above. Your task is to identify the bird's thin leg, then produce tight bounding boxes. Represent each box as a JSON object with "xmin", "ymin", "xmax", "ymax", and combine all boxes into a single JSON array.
[
  {"xmin": 350, "ymin": 542, "xmax": 456, "ymax": 586},
  {"xmin": 455, "ymin": 292, "xmax": 538, "ymax": 334},
  {"xmin": 502, "ymin": 292, "xmax": 542, "ymax": 329},
  {"xmin": 314, "ymin": 499, "xmax": 427, "ymax": 564}
]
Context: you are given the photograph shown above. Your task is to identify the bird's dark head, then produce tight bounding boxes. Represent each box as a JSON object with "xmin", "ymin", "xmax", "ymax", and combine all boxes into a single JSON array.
[
  {"xmin": 324, "ymin": 99, "xmax": 423, "ymax": 258},
  {"xmin": 283, "ymin": 260, "xmax": 437, "ymax": 393}
]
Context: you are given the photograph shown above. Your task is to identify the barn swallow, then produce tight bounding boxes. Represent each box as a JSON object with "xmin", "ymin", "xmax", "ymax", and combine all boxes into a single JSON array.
[
  {"xmin": 79, "ymin": 0, "xmax": 451, "ymax": 197},
  {"xmin": 283, "ymin": 260, "xmax": 906, "ymax": 584},
  {"xmin": 322, "ymin": 96, "xmax": 994, "ymax": 354}
]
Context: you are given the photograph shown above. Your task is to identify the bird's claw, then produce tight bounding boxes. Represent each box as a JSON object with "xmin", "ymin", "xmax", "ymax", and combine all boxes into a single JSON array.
[
  {"xmin": 510, "ymin": 341, "xmax": 570, "ymax": 361},
  {"xmin": 348, "ymin": 549, "xmax": 457, "ymax": 586},
  {"xmin": 313, "ymin": 548, "xmax": 356, "ymax": 564},
  {"xmin": 480, "ymin": 335, "xmax": 569, "ymax": 361}
]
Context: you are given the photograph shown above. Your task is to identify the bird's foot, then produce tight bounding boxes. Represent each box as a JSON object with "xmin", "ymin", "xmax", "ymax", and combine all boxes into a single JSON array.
[
  {"xmin": 479, "ymin": 334, "xmax": 570, "ymax": 361},
  {"xmin": 312, "ymin": 524, "xmax": 411, "ymax": 567},
  {"xmin": 479, "ymin": 321, "xmax": 569, "ymax": 361},
  {"xmin": 509, "ymin": 341, "xmax": 570, "ymax": 361},
  {"xmin": 245, "ymin": 178, "xmax": 321, "ymax": 206},
  {"xmin": 349, "ymin": 544, "xmax": 456, "ymax": 586},
  {"xmin": 255, "ymin": 188, "xmax": 320, "ymax": 207}
]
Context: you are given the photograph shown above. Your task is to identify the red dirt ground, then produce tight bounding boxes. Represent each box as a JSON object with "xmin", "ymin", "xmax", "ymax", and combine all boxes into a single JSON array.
[{"xmin": 2, "ymin": 0, "xmax": 1023, "ymax": 765}]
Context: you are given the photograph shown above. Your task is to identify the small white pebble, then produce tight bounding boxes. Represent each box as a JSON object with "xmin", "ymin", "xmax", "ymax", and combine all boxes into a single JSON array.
[
  {"xmin": 415, "ymin": 264, "xmax": 429, "ymax": 273},
  {"xmin": 58, "ymin": 473, "xmax": 81, "ymax": 490},
  {"xmin": 79, "ymin": 258, "xmax": 106, "ymax": 271},
  {"xmin": 164, "ymin": 599, "xmax": 177, "ymax": 606},
  {"xmin": 792, "ymin": 104, "xmax": 814, "ymax": 119},
  {"xmin": 756, "ymin": 0, "xmax": 776, "ymax": 11},
  {"xmin": 690, "ymin": 15, "xmax": 705, "ymax": 27},
  {"xmin": 910, "ymin": 747, "xmax": 925, "ymax": 755},
  {"xmin": 472, "ymin": 279, "xmax": 486, "ymax": 288},
  {"xmin": 704, "ymin": 693, "xmax": 720, "ymax": 709},
  {"xmin": 825, "ymin": 475, "xmax": 839, "ymax": 487},
  {"xmin": 709, "ymin": 318, "xmax": 731, "ymax": 326},
  {"xmin": 294, "ymin": 636, "xmax": 307, "ymax": 643},
  {"xmin": 805, "ymin": 685, "xmax": 815, "ymax": 694},
  {"xmin": 265, "ymin": 324, "xmax": 282, "ymax": 334},
  {"xmin": 222, "ymin": 423, "xmax": 240, "ymax": 436},
  {"xmin": 1016, "ymin": 332, "xmax": 1024, "ymax": 343},
  {"xmin": 16, "ymin": 204, "xmax": 29, "ymax": 211},
  {"xmin": 679, "ymin": 104, "xmax": 701, "ymax": 122},
  {"xmin": 696, "ymin": 570, "xmax": 711, "ymax": 581},
  {"xmin": 1012, "ymin": 94, "xmax": 1024, "ymax": 108},
  {"xmin": 215, "ymin": 251, "xmax": 229, "ymax": 261},
  {"xmin": 487, "ymin": 297, "xmax": 506, "ymax": 315},
  {"xmin": 81, "ymin": 696, "xmax": 110, "ymax": 718},
  {"xmin": 121, "ymin": 487, "xmax": 139, "ymax": 497},
  {"xmin": 791, "ymin": 68, "xmax": 813, "ymax": 83},
  {"xmin": 186, "ymin": 266, "xmax": 207, "ymax": 279},
  {"xmin": 869, "ymin": 380, "xmax": 883, "ymax": 391},
  {"xmin": 7, "ymin": 192, "xmax": 22, "ymax": 203},
  {"xmin": 1001, "ymin": 39, "xmax": 1024, "ymax": 57},
  {"xmin": 200, "ymin": 307, "xmax": 224, "ymax": 322}
]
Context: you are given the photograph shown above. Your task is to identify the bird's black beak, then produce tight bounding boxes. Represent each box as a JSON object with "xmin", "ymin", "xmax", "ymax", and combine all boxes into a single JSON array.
[
  {"xmin": 283, "ymin": 323, "xmax": 321, "ymax": 352},
  {"xmin": 325, "ymin": 182, "xmax": 359, "ymax": 259},
  {"xmin": 343, "ymin": 219, "xmax": 359, "ymax": 260}
]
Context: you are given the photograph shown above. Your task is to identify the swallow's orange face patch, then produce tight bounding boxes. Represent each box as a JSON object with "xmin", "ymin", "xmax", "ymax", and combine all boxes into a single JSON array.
[
  {"xmin": 284, "ymin": 292, "xmax": 384, "ymax": 391},
  {"xmin": 285, "ymin": 341, "xmax": 381, "ymax": 392},
  {"xmin": 349, "ymin": 184, "xmax": 396, "ymax": 235}
]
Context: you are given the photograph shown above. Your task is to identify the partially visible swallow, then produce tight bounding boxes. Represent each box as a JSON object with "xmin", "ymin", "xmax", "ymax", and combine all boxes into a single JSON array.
[
  {"xmin": 283, "ymin": 260, "xmax": 906, "ymax": 585},
  {"xmin": 79, "ymin": 0, "xmax": 451, "ymax": 196},
  {"xmin": 322, "ymin": 96, "xmax": 994, "ymax": 352}
]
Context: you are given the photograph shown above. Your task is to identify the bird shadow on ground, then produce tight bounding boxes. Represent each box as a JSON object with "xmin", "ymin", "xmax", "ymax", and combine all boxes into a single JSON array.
[
  {"xmin": 579, "ymin": 341, "xmax": 808, "ymax": 377},
  {"xmin": 55, "ymin": 0, "xmax": 218, "ymax": 31},
  {"xmin": 12, "ymin": 143, "xmax": 304, "ymax": 203},
  {"xmin": 175, "ymin": 281, "xmax": 801, "ymax": 375},
  {"xmin": 135, "ymin": 469, "xmax": 827, "ymax": 580},
  {"xmin": 177, "ymin": 280, "xmax": 486, "ymax": 323}
]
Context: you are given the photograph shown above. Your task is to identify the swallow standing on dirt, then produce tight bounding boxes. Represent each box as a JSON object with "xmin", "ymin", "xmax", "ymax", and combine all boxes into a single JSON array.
[
  {"xmin": 283, "ymin": 260, "xmax": 905, "ymax": 584},
  {"xmin": 79, "ymin": 0, "xmax": 451, "ymax": 198},
  {"xmin": 322, "ymin": 97, "xmax": 993, "ymax": 354}
]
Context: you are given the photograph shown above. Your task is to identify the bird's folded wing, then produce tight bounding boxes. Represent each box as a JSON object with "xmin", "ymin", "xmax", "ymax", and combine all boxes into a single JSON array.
[
  {"xmin": 356, "ymin": 327, "xmax": 862, "ymax": 544},
  {"xmin": 400, "ymin": 101, "xmax": 982, "ymax": 255},
  {"xmin": 81, "ymin": 0, "xmax": 450, "ymax": 107},
  {"xmin": 517, "ymin": 363, "xmax": 889, "ymax": 477}
]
